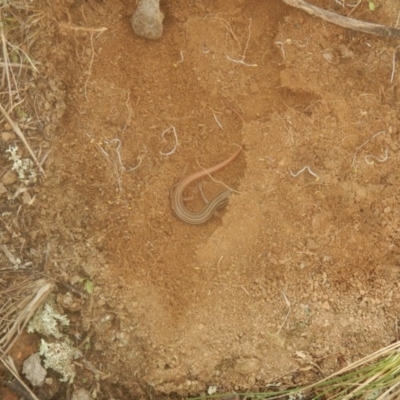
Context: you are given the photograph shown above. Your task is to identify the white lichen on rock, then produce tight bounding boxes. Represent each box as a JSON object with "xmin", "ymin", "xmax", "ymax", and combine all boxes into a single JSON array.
[
  {"xmin": 28, "ymin": 302, "xmax": 70, "ymax": 339},
  {"xmin": 39, "ymin": 338, "xmax": 81, "ymax": 383},
  {"xmin": 28, "ymin": 300, "xmax": 82, "ymax": 383},
  {"xmin": 6, "ymin": 144, "xmax": 37, "ymax": 184}
]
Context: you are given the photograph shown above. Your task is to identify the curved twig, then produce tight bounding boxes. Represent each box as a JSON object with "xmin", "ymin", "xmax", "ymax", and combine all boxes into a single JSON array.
[{"xmin": 281, "ymin": 0, "xmax": 400, "ymax": 38}]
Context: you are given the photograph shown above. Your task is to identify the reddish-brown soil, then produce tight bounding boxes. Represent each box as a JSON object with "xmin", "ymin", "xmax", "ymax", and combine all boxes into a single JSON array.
[{"xmin": 2, "ymin": 0, "xmax": 400, "ymax": 398}]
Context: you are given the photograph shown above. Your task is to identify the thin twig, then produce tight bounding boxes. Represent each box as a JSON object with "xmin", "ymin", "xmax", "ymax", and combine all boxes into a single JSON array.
[
  {"xmin": 160, "ymin": 126, "xmax": 179, "ymax": 156},
  {"xmin": 365, "ymin": 149, "xmax": 389, "ymax": 165},
  {"xmin": 390, "ymin": 45, "xmax": 400, "ymax": 84},
  {"xmin": 96, "ymin": 137, "xmax": 143, "ymax": 192},
  {"xmin": 290, "ymin": 166, "xmax": 319, "ymax": 180},
  {"xmin": 58, "ymin": 23, "xmax": 108, "ymax": 33},
  {"xmin": 240, "ymin": 285, "xmax": 250, "ymax": 296},
  {"xmin": 0, "ymin": 244, "xmax": 21, "ymax": 266},
  {"xmin": 210, "ymin": 109, "xmax": 223, "ymax": 129},
  {"xmin": 39, "ymin": 149, "xmax": 52, "ymax": 166},
  {"xmin": 58, "ymin": 281, "xmax": 89, "ymax": 299},
  {"xmin": 0, "ymin": 26, "xmax": 13, "ymax": 107},
  {"xmin": 0, "ymin": 102, "xmax": 45, "ymax": 176},
  {"xmin": 225, "ymin": 55, "xmax": 257, "ymax": 66},
  {"xmin": 0, "ymin": 279, "xmax": 54, "ymax": 352},
  {"xmin": 77, "ymin": 328, "xmax": 95, "ymax": 350},
  {"xmin": 347, "ymin": 0, "xmax": 362, "ymax": 17},
  {"xmin": 174, "ymin": 50, "xmax": 184, "ymax": 67},
  {"xmin": 97, "ymin": 144, "xmax": 122, "ymax": 193},
  {"xmin": 96, "ymin": 143, "xmax": 108, "ymax": 157},
  {"xmin": 84, "ymin": 32, "xmax": 95, "ymax": 101},
  {"xmin": 281, "ymin": 0, "xmax": 400, "ymax": 38},
  {"xmin": 121, "ymin": 90, "xmax": 132, "ymax": 131},
  {"xmin": 277, "ymin": 291, "xmax": 291, "ymax": 336},
  {"xmin": 6, "ymin": 41, "xmax": 38, "ymax": 73},
  {"xmin": 242, "ymin": 18, "xmax": 253, "ymax": 59},
  {"xmin": 226, "ymin": 18, "xmax": 257, "ymax": 67},
  {"xmin": 104, "ymin": 138, "xmax": 143, "ymax": 171},
  {"xmin": 352, "ymin": 130, "xmax": 386, "ymax": 169},
  {"xmin": 224, "ymin": 101, "xmax": 245, "ymax": 124},
  {"xmin": 204, "ymin": 15, "xmax": 240, "ymax": 45}
]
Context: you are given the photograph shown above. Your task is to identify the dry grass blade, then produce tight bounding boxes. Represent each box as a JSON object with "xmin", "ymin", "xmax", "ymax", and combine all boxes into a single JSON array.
[
  {"xmin": 0, "ymin": 278, "xmax": 54, "ymax": 353},
  {"xmin": 1, "ymin": 25, "xmax": 14, "ymax": 105},
  {"xmin": 0, "ymin": 102, "xmax": 45, "ymax": 175},
  {"xmin": 0, "ymin": 9, "xmax": 44, "ymax": 176},
  {"xmin": 283, "ymin": 341, "xmax": 400, "ymax": 399}
]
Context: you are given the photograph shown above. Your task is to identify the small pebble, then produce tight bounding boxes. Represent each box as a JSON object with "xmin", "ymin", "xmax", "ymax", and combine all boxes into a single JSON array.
[
  {"xmin": 2, "ymin": 170, "xmax": 18, "ymax": 186},
  {"xmin": 23, "ymin": 353, "xmax": 46, "ymax": 387},
  {"xmin": 322, "ymin": 301, "xmax": 330, "ymax": 310},
  {"xmin": 131, "ymin": 0, "xmax": 164, "ymax": 39},
  {"xmin": 22, "ymin": 191, "xmax": 32, "ymax": 204},
  {"xmin": 2, "ymin": 131, "xmax": 16, "ymax": 141}
]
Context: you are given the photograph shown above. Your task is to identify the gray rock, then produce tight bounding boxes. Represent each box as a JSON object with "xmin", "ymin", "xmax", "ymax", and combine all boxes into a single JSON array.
[
  {"xmin": 131, "ymin": 0, "xmax": 164, "ymax": 40},
  {"xmin": 1, "ymin": 131, "xmax": 16, "ymax": 142},
  {"xmin": 22, "ymin": 353, "xmax": 46, "ymax": 387}
]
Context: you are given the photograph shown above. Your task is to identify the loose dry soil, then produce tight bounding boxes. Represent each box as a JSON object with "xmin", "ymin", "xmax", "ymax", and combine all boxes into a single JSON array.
[{"xmin": 2, "ymin": 0, "xmax": 400, "ymax": 398}]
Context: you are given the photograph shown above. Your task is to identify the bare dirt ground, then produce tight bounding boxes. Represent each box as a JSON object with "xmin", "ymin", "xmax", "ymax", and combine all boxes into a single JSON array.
[{"xmin": 2, "ymin": 0, "xmax": 400, "ymax": 398}]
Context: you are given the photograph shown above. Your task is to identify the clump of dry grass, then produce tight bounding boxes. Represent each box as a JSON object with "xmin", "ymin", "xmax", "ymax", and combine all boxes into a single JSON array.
[
  {"xmin": 0, "ymin": 0, "xmax": 53, "ymax": 354},
  {"xmin": 0, "ymin": 274, "xmax": 53, "ymax": 400},
  {"xmin": 0, "ymin": 0, "xmax": 54, "ymax": 370},
  {"xmin": 0, "ymin": 4, "xmax": 45, "ymax": 175},
  {"xmin": 191, "ymin": 340, "xmax": 400, "ymax": 400},
  {"xmin": 0, "ymin": 277, "xmax": 54, "ymax": 353}
]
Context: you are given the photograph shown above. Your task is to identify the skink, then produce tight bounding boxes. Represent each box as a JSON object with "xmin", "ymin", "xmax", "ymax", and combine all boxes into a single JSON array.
[{"xmin": 170, "ymin": 148, "xmax": 241, "ymax": 224}]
